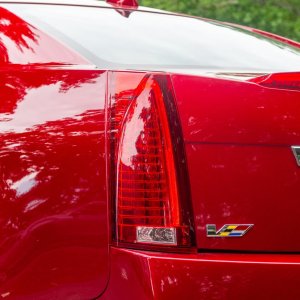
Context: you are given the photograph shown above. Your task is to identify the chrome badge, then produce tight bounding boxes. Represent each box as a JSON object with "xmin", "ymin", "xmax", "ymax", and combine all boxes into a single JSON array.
[
  {"xmin": 206, "ymin": 224, "xmax": 253, "ymax": 237},
  {"xmin": 292, "ymin": 146, "xmax": 300, "ymax": 166}
]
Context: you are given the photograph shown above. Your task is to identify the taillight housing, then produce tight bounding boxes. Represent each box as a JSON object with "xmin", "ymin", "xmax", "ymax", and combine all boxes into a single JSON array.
[{"xmin": 107, "ymin": 72, "xmax": 194, "ymax": 250}]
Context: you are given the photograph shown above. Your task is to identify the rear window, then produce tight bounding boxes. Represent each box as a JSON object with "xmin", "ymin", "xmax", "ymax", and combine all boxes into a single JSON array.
[{"xmin": 4, "ymin": 4, "xmax": 300, "ymax": 72}]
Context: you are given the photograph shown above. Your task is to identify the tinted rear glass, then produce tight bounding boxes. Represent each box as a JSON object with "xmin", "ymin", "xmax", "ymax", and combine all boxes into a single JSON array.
[{"xmin": 4, "ymin": 4, "xmax": 300, "ymax": 72}]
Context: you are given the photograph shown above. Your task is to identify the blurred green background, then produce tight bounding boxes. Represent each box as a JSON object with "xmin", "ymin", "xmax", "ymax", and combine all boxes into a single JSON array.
[{"xmin": 139, "ymin": 0, "xmax": 300, "ymax": 41}]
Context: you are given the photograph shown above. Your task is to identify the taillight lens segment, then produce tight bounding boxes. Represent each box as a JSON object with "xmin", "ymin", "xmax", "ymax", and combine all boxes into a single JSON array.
[{"xmin": 108, "ymin": 73, "xmax": 192, "ymax": 249}]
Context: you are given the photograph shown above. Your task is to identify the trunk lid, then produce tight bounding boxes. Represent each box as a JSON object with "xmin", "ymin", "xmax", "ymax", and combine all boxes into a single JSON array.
[{"xmin": 172, "ymin": 73, "xmax": 300, "ymax": 252}]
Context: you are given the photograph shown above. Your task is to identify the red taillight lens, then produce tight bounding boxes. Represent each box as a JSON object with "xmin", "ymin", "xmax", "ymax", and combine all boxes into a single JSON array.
[
  {"xmin": 249, "ymin": 72, "xmax": 300, "ymax": 92},
  {"xmin": 108, "ymin": 72, "xmax": 193, "ymax": 249}
]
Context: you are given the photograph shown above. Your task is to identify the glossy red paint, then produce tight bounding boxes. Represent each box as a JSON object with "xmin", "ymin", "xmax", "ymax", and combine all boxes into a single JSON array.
[
  {"xmin": 0, "ymin": 6, "xmax": 109, "ymax": 298},
  {"xmin": 172, "ymin": 73, "xmax": 300, "ymax": 252},
  {"xmin": 2, "ymin": 1, "xmax": 300, "ymax": 299},
  {"xmin": 172, "ymin": 74, "xmax": 300, "ymax": 145},
  {"xmin": 0, "ymin": 7, "xmax": 89, "ymax": 65},
  {"xmin": 0, "ymin": 67, "xmax": 109, "ymax": 298},
  {"xmin": 250, "ymin": 72, "xmax": 300, "ymax": 92},
  {"xmin": 103, "ymin": 247, "xmax": 300, "ymax": 300}
]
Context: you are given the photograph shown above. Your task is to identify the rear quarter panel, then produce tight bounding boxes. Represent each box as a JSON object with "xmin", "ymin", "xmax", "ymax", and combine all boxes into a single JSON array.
[{"xmin": 0, "ymin": 67, "xmax": 109, "ymax": 299}]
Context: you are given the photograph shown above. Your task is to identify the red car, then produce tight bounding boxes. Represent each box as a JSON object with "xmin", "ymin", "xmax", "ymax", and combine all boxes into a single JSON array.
[{"xmin": 0, "ymin": 0, "xmax": 300, "ymax": 299}]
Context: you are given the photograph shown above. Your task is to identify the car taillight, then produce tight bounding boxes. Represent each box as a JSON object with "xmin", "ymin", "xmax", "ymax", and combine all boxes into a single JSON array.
[
  {"xmin": 107, "ymin": 72, "xmax": 193, "ymax": 250},
  {"xmin": 249, "ymin": 72, "xmax": 300, "ymax": 92}
]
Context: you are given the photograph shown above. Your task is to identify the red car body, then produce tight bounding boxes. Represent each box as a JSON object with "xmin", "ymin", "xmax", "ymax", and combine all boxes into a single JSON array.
[{"xmin": 0, "ymin": 1, "xmax": 300, "ymax": 299}]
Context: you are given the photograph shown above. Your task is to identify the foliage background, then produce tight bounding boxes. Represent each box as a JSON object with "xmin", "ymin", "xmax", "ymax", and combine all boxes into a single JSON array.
[{"xmin": 139, "ymin": 0, "xmax": 300, "ymax": 42}]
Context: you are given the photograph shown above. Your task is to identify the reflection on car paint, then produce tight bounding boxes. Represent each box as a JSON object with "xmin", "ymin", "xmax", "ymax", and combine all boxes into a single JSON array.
[{"xmin": 0, "ymin": 69, "xmax": 108, "ymax": 298}]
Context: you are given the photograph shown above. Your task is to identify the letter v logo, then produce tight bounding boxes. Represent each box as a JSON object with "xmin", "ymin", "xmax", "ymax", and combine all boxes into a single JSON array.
[{"xmin": 206, "ymin": 224, "xmax": 253, "ymax": 237}]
